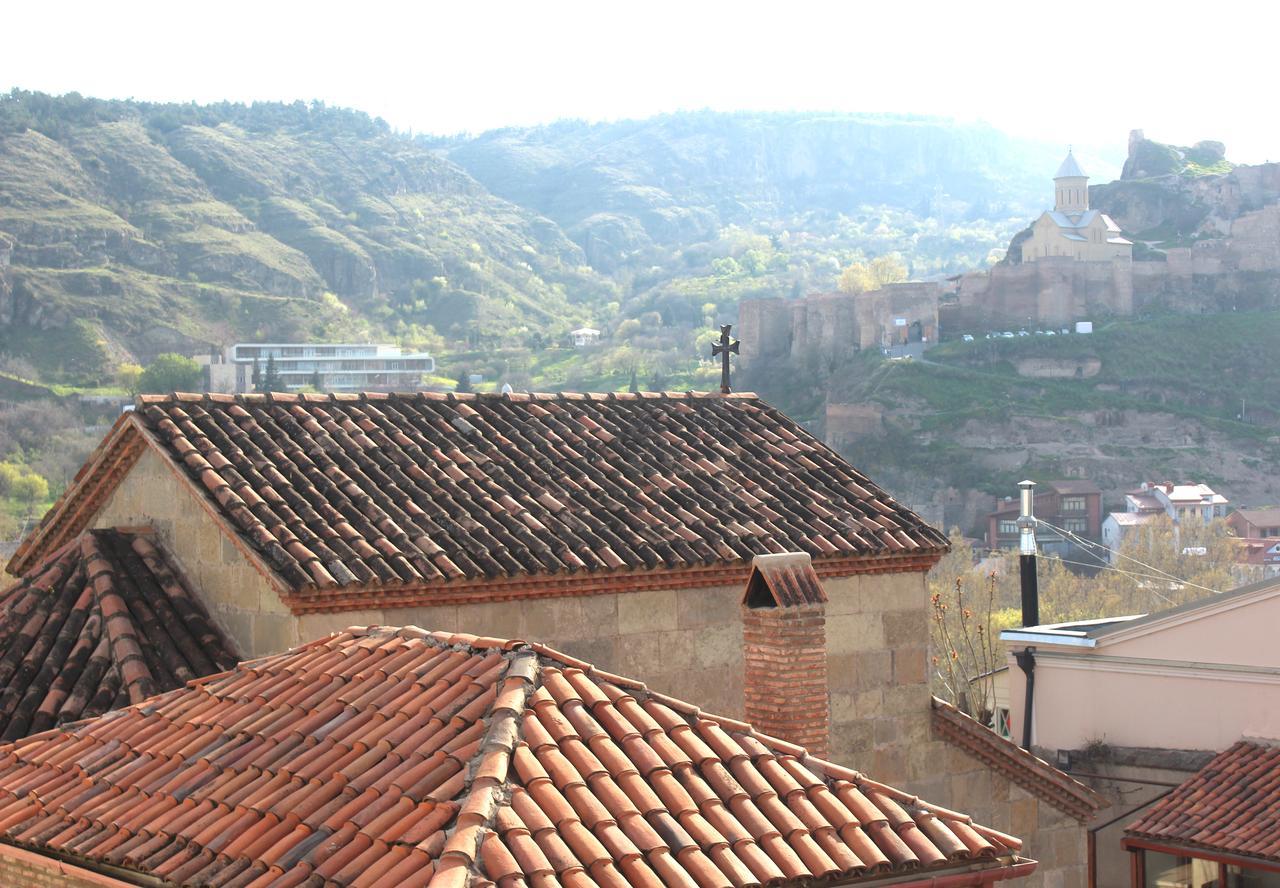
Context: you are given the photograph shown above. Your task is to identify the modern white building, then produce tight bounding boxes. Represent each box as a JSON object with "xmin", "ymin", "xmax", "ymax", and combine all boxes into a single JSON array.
[
  {"xmin": 201, "ymin": 343, "xmax": 436, "ymax": 393},
  {"xmin": 571, "ymin": 327, "xmax": 601, "ymax": 347}
]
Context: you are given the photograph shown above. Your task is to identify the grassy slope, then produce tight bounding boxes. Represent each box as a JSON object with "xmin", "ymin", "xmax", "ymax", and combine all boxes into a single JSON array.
[{"xmin": 825, "ymin": 312, "xmax": 1280, "ymax": 505}]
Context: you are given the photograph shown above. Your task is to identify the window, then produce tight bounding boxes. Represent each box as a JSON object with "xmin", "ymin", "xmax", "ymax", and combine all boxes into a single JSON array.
[
  {"xmin": 1144, "ymin": 851, "xmax": 1219, "ymax": 888},
  {"xmin": 1226, "ymin": 864, "xmax": 1280, "ymax": 888},
  {"xmin": 1061, "ymin": 496, "xmax": 1087, "ymax": 512},
  {"xmin": 998, "ymin": 520, "xmax": 1018, "ymax": 535},
  {"xmin": 994, "ymin": 707, "xmax": 1011, "ymax": 740},
  {"xmin": 1063, "ymin": 518, "xmax": 1088, "ymax": 534}
]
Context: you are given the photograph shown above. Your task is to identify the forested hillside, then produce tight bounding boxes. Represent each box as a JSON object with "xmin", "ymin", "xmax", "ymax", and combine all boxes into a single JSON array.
[{"xmin": 0, "ymin": 91, "xmax": 1104, "ymax": 387}]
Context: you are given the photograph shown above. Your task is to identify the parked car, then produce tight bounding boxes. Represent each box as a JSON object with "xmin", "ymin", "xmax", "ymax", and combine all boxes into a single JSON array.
[
  {"xmin": 962, "ymin": 334, "xmax": 975, "ymax": 342},
  {"xmin": 1045, "ymin": 330, "xmax": 1056, "ymax": 336},
  {"xmin": 1001, "ymin": 331, "xmax": 1015, "ymax": 338},
  {"xmin": 1017, "ymin": 330, "xmax": 1030, "ymax": 336}
]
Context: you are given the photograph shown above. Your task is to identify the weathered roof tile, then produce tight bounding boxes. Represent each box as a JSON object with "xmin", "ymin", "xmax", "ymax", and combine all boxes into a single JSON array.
[
  {"xmin": 0, "ymin": 627, "xmax": 1032, "ymax": 888},
  {"xmin": 11, "ymin": 393, "xmax": 947, "ymax": 604},
  {"xmin": 0, "ymin": 529, "xmax": 238, "ymax": 742}
]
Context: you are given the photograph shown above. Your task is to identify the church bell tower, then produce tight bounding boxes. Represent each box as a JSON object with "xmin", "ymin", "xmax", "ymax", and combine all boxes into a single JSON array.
[{"xmin": 1054, "ymin": 149, "xmax": 1089, "ymax": 213}]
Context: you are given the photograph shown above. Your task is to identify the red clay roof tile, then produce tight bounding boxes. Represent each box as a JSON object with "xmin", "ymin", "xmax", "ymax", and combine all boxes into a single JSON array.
[
  {"xmin": 11, "ymin": 393, "xmax": 947, "ymax": 604},
  {"xmin": 0, "ymin": 528, "xmax": 238, "ymax": 742},
  {"xmin": 1126, "ymin": 740, "xmax": 1280, "ymax": 863},
  {"xmin": 0, "ymin": 627, "xmax": 1031, "ymax": 887}
]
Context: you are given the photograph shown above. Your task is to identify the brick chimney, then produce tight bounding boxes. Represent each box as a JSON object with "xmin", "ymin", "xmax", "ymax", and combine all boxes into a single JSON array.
[{"xmin": 740, "ymin": 552, "xmax": 830, "ymax": 758}]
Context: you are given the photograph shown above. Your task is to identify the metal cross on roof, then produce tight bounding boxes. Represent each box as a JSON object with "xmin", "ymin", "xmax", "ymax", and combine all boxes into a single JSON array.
[{"xmin": 712, "ymin": 324, "xmax": 740, "ymax": 394}]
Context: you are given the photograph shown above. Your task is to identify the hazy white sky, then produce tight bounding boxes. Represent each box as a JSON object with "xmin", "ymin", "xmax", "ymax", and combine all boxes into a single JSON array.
[{"xmin": 6, "ymin": 0, "xmax": 1279, "ymax": 162}]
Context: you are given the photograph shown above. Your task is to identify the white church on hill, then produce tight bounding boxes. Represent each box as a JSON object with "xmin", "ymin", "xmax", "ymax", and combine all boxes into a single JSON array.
[{"xmin": 1023, "ymin": 150, "xmax": 1133, "ymax": 262}]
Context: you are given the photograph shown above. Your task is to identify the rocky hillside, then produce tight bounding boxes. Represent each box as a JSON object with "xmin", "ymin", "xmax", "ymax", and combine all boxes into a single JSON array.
[
  {"xmin": 0, "ymin": 93, "xmax": 609, "ymax": 380},
  {"xmin": 0, "ymin": 92, "xmax": 1112, "ymax": 385},
  {"xmin": 1091, "ymin": 130, "xmax": 1280, "ymax": 248},
  {"xmin": 440, "ymin": 112, "xmax": 1074, "ymax": 272},
  {"xmin": 785, "ymin": 311, "xmax": 1280, "ymax": 533}
]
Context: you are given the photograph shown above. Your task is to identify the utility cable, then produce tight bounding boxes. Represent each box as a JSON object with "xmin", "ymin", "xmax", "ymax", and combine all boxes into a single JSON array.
[{"xmin": 1034, "ymin": 518, "xmax": 1222, "ymax": 596}]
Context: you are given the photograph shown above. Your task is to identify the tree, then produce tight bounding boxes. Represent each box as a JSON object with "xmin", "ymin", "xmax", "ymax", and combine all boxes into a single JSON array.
[
  {"xmin": 115, "ymin": 362, "xmax": 143, "ymax": 395},
  {"xmin": 1037, "ymin": 516, "xmax": 1243, "ymax": 622},
  {"xmin": 628, "ymin": 367, "xmax": 640, "ymax": 394},
  {"xmin": 455, "ymin": 369, "xmax": 472, "ymax": 393},
  {"xmin": 11, "ymin": 471, "xmax": 49, "ymax": 517},
  {"xmin": 837, "ymin": 253, "xmax": 908, "ymax": 295},
  {"xmin": 928, "ymin": 530, "xmax": 1011, "ymax": 723},
  {"xmin": 309, "ymin": 370, "xmax": 323, "ymax": 391},
  {"xmin": 0, "ymin": 462, "xmax": 20, "ymax": 497},
  {"xmin": 138, "ymin": 353, "xmax": 201, "ymax": 394},
  {"xmin": 258, "ymin": 355, "xmax": 282, "ymax": 393}
]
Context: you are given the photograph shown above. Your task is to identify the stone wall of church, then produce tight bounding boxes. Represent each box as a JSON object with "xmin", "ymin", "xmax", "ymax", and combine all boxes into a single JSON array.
[
  {"xmin": 904, "ymin": 744, "xmax": 1089, "ymax": 888},
  {"xmin": 93, "ymin": 447, "xmax": 296, "ymax": 657}
]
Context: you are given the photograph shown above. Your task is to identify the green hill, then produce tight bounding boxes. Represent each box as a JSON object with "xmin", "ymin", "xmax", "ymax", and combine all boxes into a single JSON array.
[
  {"xmin": 0, "ymin": 92, "xmax": 610, "ymax": 382},
  {"xmin": 0, "ymin": 92, "xmax": 1107, "ymax": 386},
  {"xmin": 765, "ymin": 311, "xmax": 1280, "ymax": 530}
]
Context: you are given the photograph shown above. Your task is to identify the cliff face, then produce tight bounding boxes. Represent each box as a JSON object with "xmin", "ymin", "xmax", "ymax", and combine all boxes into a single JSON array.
[
  {"xmin": 0, "ymin": 100, "xmax": 610, "ymax": 379},
  {"xmin": 441, "ymin": 112, "xmax": 1069, "ymax": 272},
  {"xmin": 1092, "ymin": 130, "xmax": 1280, "ymax": 246}
]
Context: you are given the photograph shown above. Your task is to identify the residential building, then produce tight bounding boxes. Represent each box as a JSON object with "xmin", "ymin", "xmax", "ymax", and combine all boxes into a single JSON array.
[
  {"xmin": 1022, "ymin": 152, "xmax": 1133, "ymax": 263},
  {"xmin": 1101, "ymin": 482, "xmax": 1231, "ymax": 560},
  {"xmin": 571, "ymin": 326, "xmax": 601, "ymax": 347},
  {"xmin": 1226, "ymin": 507, "xmax": 1280, "ymax": 539},
  {"xmin": 1124, "ymin": 741, "xmax": 1280, "ymax": 888},
  {"xmin": 0, "ymin": 624, "xmax": 1042, "ymax": 888},
  {"xmin": 1140, "ymin": 481, "xmax": 1230, "ymax": 524},
  {"xmin": 1000, "ymin": 575, "xmax": 1280, "ymax": 887},
  {"xmin": 987, "ymin": 480, "xmax": 1102, "ymax": 559},
  {"xmin": 8, "ymin": 390, "xmax": 1102, "ymax": 886},
  {"xmin": 199, "ymin": 342, "xmax": 436, "ymax": 393}
]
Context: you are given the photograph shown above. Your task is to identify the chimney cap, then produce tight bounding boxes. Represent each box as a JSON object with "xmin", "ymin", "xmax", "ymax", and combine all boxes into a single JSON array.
[{"xmin": 743, "ymin": 552, "xmax": 828, "ymax": 608}]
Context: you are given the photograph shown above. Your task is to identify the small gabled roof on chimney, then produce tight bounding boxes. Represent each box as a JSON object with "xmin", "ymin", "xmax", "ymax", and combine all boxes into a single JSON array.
[{"xmin": 742, "ymin": 552, "xmax": 829, "ymax": 608}]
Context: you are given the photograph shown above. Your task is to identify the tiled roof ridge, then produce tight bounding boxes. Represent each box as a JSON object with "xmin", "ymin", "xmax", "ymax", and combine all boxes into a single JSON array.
[
  {"xmin": 346, "ymin": 628, "xmax": 1025, "ymax": 856},
  {"xmin": 930, "ymin": 697, "xmax": 1104, "ymax": 823},
  {"xmin": 0, "ymin": 624, "xmax": 1030, "ymax": 888},
  {"xmin": 136, "ymin": 389, "xmax": 764, "ymax": 406}
]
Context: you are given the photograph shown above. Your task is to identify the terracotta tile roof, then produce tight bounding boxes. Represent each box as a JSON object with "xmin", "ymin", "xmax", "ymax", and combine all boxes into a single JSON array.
[
  {"xmin": 0, "ymin": 627, "xmax": 1034, "ymax": 888},
  {"xmin": 10, "ymin": 392, "xmax": 948, "ymax": 609},
  {"xmin": 0, "ymin": 529, "xmax": 238, "ymax": 743},
  {"xmin": 929, "ymin": 698, "xmax": 1104, "ymax": 823},
  {"xmin": 1126, "ymin": 740, "xmax": 1280, "ymax": 862}
]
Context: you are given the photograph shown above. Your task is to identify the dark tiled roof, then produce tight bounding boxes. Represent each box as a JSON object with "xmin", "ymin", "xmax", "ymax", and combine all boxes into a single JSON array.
[
  {"xmin": 0, "ymin": 529, "xmax": 238, "ymax": 742},
  {"xmin": 929, "ymin": 698, "xmax": 1104, "ymax": 823},
  {"xmin": 1126, "ymin": 740, "xmax": 1280, "ymax": 861},
  {"xmin": 13, "ymin": 392, "xmax": 946, "ymax": 608},
  {"xmin": 0, "ymin": 627, "xmax": 1033, "ymax": 888}
]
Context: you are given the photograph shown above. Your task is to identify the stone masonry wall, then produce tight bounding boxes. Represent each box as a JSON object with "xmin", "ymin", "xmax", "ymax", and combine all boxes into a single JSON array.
[
  {"xmin": 87, "ymin": 446, "xmax": 937, "ymax": 760},
  {"xmin": 906, "ymin": 743, "xmax": 1089, "ymax": 888},
  {"xmin": 92, "ymin": 447, "xmax": 296, "ymax": 657}
]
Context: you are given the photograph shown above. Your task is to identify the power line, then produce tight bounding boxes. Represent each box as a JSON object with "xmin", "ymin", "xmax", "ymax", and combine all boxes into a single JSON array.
[
  {"xmin": 1035, "ymin": 517, "xmax": 1223, "ymax": 597},
  {"xmin": 1043, "ymin": 557, "xmax": 1182, "ymax": 605}
]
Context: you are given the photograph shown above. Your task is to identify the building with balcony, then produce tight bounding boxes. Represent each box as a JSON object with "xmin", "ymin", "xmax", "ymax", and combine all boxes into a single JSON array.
[
  {"xmin": 200, "ymin": 342, "xmax": 436, "ymax": 393},
  {"xmin": 986, "ymin": 480, "xmax": 1102, "ymax": 559}
]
